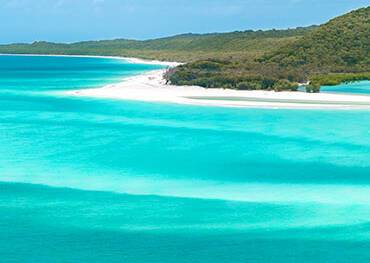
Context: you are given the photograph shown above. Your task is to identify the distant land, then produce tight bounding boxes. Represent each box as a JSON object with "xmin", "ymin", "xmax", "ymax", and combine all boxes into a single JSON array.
[
  {"xmin": 168, "ymin": 7, "xmax": 370, "ymax": 92},
  {"xmin": 0, "ymin": 27, "xmax": 315, "ymax": 62},
  {"xmin": 0, "ymin": 7, "xmax": 369, "ymax": 92}
]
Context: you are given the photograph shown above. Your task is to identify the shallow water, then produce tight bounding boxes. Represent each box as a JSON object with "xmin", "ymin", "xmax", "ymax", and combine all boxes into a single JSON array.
[
  {"xmin": 321, "ymin": 80, "xmax": 370, "ymax": 94},
  {"xmin": 1, "ymin": 55, "xmax": 370, "ymax": 262}
]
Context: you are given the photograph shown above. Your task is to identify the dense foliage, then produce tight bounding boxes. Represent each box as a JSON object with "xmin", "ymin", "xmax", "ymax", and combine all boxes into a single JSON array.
[
  {"xmin": 0, "ymin": 27, "xmax": 313, "ymax": 62},
  {"xmin": 262, "ymin": 7, "xmax": 369, "ymax": 73},
  {"xmin": 168, "ymin": 7, "xmax": 370, "ymax": 92},
  {"xmin": 311, "ymin": 72, "xmax": 370, "ymax": 86},
  {"xmin": 0, "ymin": 7, "xmax": 368, "ymax": 92},
  {"xmin": 165, "ymin": 59, "xmax": 300, "ymax": 91}
]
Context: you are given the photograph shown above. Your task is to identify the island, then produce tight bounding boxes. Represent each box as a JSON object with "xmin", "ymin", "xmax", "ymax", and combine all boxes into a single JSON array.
[{"xmin": 0, "ymin": 7, "xmax": 369, "ymax": 109}]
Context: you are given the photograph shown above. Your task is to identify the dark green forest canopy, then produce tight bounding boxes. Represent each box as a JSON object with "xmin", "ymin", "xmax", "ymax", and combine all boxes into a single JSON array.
[
  {"xmin": 261, "ymin": 7, "xmax": 370, "ymax": 73},
  {"xmin": 168, "ymin": 7, "xmax": 370, "ymax": 92}
]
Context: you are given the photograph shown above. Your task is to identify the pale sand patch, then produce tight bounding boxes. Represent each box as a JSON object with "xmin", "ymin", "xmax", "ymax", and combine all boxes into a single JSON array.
[
  {"xmin": 8, "ymin": 53, "xmax": 370, "ymax": 109},
  {"xmin": 64, "ymin": 68, "xmax": 370, "ymax": 109}
]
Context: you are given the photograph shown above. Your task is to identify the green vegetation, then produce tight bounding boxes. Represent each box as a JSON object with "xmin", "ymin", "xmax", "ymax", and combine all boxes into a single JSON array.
[
  {"xmin": 168, "ymin": 7, "xmax": 370, "ymax": 91},
  {"xmin": 0, "ymin": 27, "xmax": 314, "ymax": 62},
  {"xmin": 166, "ymin": 59, "xmax": 301, "ymax": 91},
  {"xmin": 262, "ymin": 7, "xmax": 369, "ymax": 74},
  {"xmin": 310, "ymin": 72, "xmax": 370, "ymax": 86},
  {"xmin": 305, "ymin": 72, "xmax": 370, "ymax": 93},
  {"xmin": 0, "ymin": 7, "xmax": 368, "ymax": 92}
]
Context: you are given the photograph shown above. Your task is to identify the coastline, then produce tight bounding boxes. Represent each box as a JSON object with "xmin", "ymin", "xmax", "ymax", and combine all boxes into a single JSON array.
[
  {"xmin": 0, "ymin": 53, "xmax": 181, "ymax": 67},
  {"xmin": 66, "ymin": 68, "xmax": 370, "ymax": 110},
  {"xmin": 3, "ymin": 53, "xmax": 369, "ymax": 109}
]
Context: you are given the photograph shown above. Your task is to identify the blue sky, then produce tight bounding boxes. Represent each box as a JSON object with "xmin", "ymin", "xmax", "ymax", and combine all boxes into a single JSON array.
[{"xmin": 0, "ymin": 0, "xmax": 368, "ymax": 43}]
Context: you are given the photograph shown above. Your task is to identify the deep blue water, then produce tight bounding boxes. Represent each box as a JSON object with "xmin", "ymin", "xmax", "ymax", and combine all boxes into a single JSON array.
[{"xmin": 1, "ymin": 55, "xmax": 370, "ymax": 263}]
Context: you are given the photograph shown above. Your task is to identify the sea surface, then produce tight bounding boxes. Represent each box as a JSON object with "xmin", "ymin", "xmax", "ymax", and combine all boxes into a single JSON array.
[
  {"xmin": 1, "ymin": 55, "xmax": 370, "ymax": 263},
  {"xmin": 321, "ymin": 80, "xmax": 370, "ymax": 94}
]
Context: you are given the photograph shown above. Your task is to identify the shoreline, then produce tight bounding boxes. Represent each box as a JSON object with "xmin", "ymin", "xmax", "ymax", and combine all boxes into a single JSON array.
[
  {"xmin": 65, "ymin": 68, "xmax": 370, "ymax": 110},
  {"xmin": 0, "ymin": 53, "xmax": 181, "ymax": 67},
  {"xmin": 3, "ymin": 53, "xmax": 369, "ymax": 109}
]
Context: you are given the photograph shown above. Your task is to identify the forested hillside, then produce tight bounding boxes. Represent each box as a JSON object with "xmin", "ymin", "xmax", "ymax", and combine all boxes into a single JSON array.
[
  {"xmin": 0, "ymin": 28, "xmax": 314, "ymax": 61},
  {"xmin": 168, "ymin": 7, "xmax": 370, "ymax": 92},
  {"xmin": 1, "ymin": 7, "xmax": 368, "ymax": 92},
  {"xmin": 262, "ymin": 7, "xmax": 369, "ymax": 73}
]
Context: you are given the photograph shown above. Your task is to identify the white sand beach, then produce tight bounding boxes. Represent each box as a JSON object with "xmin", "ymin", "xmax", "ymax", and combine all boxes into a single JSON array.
[
  {"xmin": 66, "ymin": 65, "xmax": 370, "ymax": 109},
  {"xmin": 5, "ymin": 54, "xmax": 369, "ymax": 109}
]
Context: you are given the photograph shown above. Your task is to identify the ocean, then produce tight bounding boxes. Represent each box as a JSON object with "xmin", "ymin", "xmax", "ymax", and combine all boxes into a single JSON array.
[{"xmin": 1, "ymin": 55, "xmax": 370, "ymax": 263}]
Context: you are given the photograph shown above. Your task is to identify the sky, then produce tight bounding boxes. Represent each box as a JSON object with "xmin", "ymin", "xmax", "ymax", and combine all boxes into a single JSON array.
[{"xmin": 0, "ymin": 0, "xmax": 369, "ymax": 43}]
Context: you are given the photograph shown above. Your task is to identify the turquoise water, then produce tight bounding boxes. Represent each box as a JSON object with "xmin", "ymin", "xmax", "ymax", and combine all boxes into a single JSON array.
[
  {"xmin": 321, "ymin": 80, "xmax": 370, "ymax": 94},
  {"xmin": 1, "ymin": 55, "xmax": 370, "ymax": 262},
  {"xmin": 0, "ymin": 55, "xmax": 163, "ymax": 92}
]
